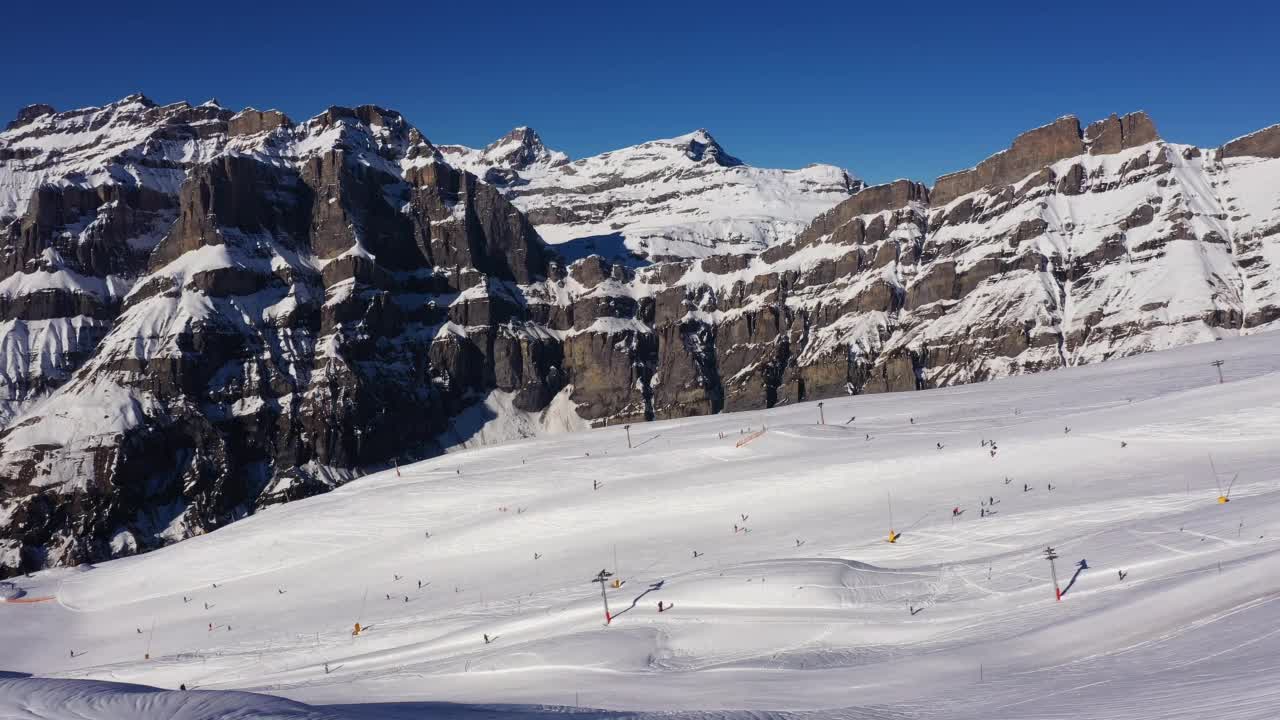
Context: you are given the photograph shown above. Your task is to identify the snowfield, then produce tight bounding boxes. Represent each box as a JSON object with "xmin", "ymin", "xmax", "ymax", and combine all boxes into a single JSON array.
[{"xmin": 3, "ymin": 331, "xmax": 1280, "ymax": 719}]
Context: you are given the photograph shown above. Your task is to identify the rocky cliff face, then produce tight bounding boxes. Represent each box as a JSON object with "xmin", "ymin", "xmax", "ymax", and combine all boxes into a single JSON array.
[{"xmin": 2, "ymin": 98, "xmax": 1279, "ymax": 577}]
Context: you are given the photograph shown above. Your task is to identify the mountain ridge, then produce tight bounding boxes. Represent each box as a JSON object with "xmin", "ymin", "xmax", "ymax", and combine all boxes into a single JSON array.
[{"xmin": 1, "ymin": 95, "xmax": 1278, "ymax": 576}]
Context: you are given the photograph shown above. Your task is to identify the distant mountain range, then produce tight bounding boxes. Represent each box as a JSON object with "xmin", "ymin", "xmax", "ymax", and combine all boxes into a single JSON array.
[
  {"xmin": 439, "ymin": 126, "xmax": 860, "ymax": 260},
  {"xmin": 1, "ymin": 94, "xmax": 1277, "ymax": 576}
]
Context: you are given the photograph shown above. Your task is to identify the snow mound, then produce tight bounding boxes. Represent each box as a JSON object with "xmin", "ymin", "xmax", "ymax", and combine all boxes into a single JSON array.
[{"xmin": 0, "ymin": 678, "xmax": 334, "ymax": 720}]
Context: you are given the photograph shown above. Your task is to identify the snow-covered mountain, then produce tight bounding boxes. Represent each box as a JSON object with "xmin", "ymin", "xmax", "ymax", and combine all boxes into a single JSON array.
[
  {"xmin": 442, "ymin": 127, "xmax": 862, "ymax": 260},
  {"xmin": 2, "ymin": 96, "xmax": 1279, "ymax": 577}
]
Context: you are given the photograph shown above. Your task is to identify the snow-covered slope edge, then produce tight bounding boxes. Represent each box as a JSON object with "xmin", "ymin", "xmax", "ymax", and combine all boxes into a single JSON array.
[{"xmin": 0, "ymin": 677, "xmax": 338, "ymax": 720}]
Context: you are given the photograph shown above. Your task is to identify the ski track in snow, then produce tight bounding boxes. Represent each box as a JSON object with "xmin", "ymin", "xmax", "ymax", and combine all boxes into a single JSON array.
[{"xmin": 4, "ymin": 331, "xmax": 1280, "ymax": 719}]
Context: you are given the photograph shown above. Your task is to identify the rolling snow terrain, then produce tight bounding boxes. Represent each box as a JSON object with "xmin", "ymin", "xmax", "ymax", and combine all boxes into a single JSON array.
[
  {"xmin": 3, "ymin": 329, "xmax": 1280, "ymax": 719},
  {"xmin": 3, "ymin": 96, "xmax": 1280, "ymax": 581}
]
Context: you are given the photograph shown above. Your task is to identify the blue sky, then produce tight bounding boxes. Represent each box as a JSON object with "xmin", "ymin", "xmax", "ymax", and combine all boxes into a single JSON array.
[{"xmin": 4, "ymin": 0, "xmax": 1278, "ymax": 184}]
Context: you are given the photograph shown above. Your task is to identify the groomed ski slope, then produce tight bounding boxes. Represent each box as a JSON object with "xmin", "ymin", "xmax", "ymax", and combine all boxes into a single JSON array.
[{"xmin": 4, "ymin": 331, "xmax": 1280, "ymax": 720}]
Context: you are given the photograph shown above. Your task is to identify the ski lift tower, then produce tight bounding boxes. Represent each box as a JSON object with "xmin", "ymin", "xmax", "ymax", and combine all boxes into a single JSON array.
[
  {"xmin": 592, "ymin": 569, "xmax": 615, "ymax": 624},
  {"xmin": 1044, "ymin": 546, "xmax": 1062, "ymax": 601},
  {"xmin": 1210, "ymin": 359, "xmax": 1225, "ymax": 384}
]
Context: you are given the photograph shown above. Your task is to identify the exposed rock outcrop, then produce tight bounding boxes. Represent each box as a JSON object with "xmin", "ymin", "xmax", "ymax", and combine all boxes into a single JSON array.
[
  {"xmin": 1220, "ymin": 124, "xmax": 1280, "ymax": 159},
  {"xmin": 1085, "ymin": 111, "xmax": 1160, "ymax": 155},
  {"xmin": 932, "ymin": 116, "xmax": 1085, "ymax": 205}
]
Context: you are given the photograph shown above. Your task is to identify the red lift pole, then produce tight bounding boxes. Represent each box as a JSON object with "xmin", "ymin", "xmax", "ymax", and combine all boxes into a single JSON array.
[{"xmin": 592, "ymin": 569, "xmax": 614, "ymax": 624}]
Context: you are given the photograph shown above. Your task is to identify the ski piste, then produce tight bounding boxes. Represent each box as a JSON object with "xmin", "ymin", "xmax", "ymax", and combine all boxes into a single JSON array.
[{"xmin": 4, "ymin": 330, "xmax": 1280, "ymax": 720}]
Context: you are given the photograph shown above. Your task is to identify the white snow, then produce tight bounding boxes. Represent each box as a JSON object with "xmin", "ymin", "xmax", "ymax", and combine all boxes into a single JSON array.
[
  {"xmin": 442, "ymin": 386, "xmax": 589, "ymax": 451},
  {"xmin": 3, "ymin": 329, "xmax": 1280, "ymax": 719}
]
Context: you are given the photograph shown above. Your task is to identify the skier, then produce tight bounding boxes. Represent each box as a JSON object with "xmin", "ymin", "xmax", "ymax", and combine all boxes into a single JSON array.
[
  {"xmin": 180, "ymin": 684, "xmax": 186, "ymax": 691},
  {"xmin": 418, "ymin": 580, "xmax": 422, "ymax": 589},
  {"xmin": 137, "ymin": 628, "xmax": 142, "ymax": 634},
  {"xmin": 483, "ymin": 634, "xmax": 491, "ymax": 645},
  {"xmin": 1064, "ymin": 426, "xmax": 1071, "ymax": 434},
  {"xmin": 980, "ymin": 508, "xmax": 986, "ymax": 517},
  {"xmin": 952, "ymin": 506, "xmax": 961, "ymax": 517},
  {"xmin": 1121, "ymin": 441, "xmax": 1128, "ymax": 448},
  {"xmin": 937, "ymin": 442, "xmax": 944, "ymax": 450},
  {"xmin": 910, "ymin": 417, "xmax": 915, "ymax": 424},
  {"xmin": 324, "ymin": 663, "xmax": 330, "ymax": 674},
  {"xmin": 1118, "ymin": 570, "xmax": 1127, "ymax": 581},
  {"xmin": 657, "ymin": 601, "xmax": 666, "ymax": 613},
  {"xmin": 1023, "ymin": 483, "xmax": 1030, "ymax": 492},
  {"xmin": 1047, "ymin": 483, "xmax": 1055, "ymax": 491}
]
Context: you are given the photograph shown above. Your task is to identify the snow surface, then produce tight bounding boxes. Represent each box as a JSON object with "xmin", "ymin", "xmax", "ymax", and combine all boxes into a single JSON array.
[{"xmin": 4, "ymin": 330, "xmax": 1280, "ymax": 719}]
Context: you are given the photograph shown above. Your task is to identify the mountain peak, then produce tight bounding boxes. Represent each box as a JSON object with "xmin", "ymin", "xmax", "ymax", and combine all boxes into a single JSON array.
[
  {"xmin": 666, "ymin": 128, "xmax": 741, "ymax": 167},
  {"xmin": 483, "ymin": 126, "xmax": 568, "ymax": 170},
  {"xmin": 116, "ymin": 92, "xmax": 157, "ymax": 109},
  {"xmin": 6, "ymin": 103, "xmax": 56, "ymax": 130}
]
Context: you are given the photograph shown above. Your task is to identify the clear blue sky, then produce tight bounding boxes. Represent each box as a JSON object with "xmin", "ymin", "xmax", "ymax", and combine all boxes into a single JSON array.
[{"xmin": 4, "ymin": 0, "xmax": 1278, "ymax": 184}]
